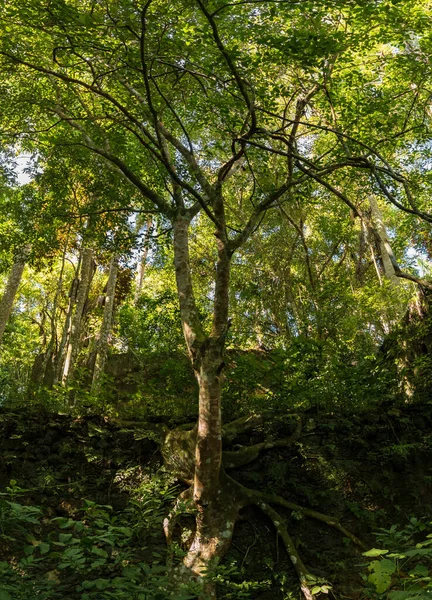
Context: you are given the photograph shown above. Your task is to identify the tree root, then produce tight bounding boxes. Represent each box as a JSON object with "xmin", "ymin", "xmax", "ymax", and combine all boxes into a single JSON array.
[
  {"xmin": 257, "ymin": 501, "xmax": 315, "ymax": 600},
  {"xmin": 223, "ymin": 416, "xmax": 302, "ymax": 468},
  {"xmin": 237, "ymin": 483, "xmax": 366, "ymax": 550},
  {"xmin": 222, "ymin": 410, "xmax": 289, "ymax": 442},
  {"xmin": 159, "ymin": 413, "xmax": 365, "ymax": 600},
  {"xmin": 221, "ymin": 478, "xmax": 367, "ymax": 599},
  {"xmin": 258, "ymin": 493, "xmax": 367, "ymax": 550},
  {"xmin": 163, "ymin": 487, "xmax": 194, "ymax": 569}
]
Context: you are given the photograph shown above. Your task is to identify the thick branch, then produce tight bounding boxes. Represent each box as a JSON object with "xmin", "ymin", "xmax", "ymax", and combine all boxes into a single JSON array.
[
  {"xmin": 173, "ymin": 215, "xmax": 206, "ymax": 356},
  {"xmin": 229, "ymin": 181, "xmax": 293, "ymax": 252}
]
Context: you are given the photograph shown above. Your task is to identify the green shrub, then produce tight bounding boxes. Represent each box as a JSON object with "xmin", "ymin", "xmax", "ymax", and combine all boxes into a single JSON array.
[{"xmin": 362, "ymin": 517, "xmax": 432, "ymax": 599}]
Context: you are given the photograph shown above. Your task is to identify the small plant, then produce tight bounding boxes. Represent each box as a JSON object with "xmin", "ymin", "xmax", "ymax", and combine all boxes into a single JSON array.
[
  {"xmin": 0, "ymin": 483, "xmax": 196, "ymax": 600},
  {"xmin": 212, "ymin": 560, "xmax": 272, "ymax": 599},
  {"xmin": 362, "ymin": 517, "xmax": 432, "ymax": 598},
  {"xmin": 0, "ymin": 487, "xmax": 42, "ymax": 539}
]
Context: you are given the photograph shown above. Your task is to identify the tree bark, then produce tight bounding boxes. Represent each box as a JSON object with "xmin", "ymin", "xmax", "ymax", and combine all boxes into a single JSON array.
[
  {"xmin": 369, "ymin": 196, "xmax": 400, "ymax": 287},
  {"xmin": 92, "ymin": 256, "xmax": 118, "ymax": 392},
  {"xmin": 54, "ymin": 269, "xmax": 79, "ymax": 385},
  {"xmin": 0, "ymin": 246, "xmax": 29, "ymax": 344},
  {"xmin": 62, "ymin": 248, "xmax": 94, "ymax": 384},
  {"xmin": 134, "ymin": 218, "xmax": 152, "ymax": 305},
  {"xmin": 172, "ymin": 209, "xmax": 232, "ymax": 593}
]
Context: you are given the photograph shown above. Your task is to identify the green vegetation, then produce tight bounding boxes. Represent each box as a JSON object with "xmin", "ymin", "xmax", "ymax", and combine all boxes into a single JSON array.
[{"xmin": 0, "ymin": 0, "xmax": 432, "ymax": 597}]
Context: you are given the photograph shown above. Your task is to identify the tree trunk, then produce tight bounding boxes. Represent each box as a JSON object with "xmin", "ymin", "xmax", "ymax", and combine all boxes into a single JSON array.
[
  {"xmin": 92, "ymin": 256, "xmax": 118, "ymax": 392},
  {"xmin": 172, "ymin": 206, "xmax": 232, "ymax": 596},
  {"xmin": 42, "ymin": 238, "xmax": 69, "ymax": 386},
  {"xmin": 54, "ymin": 270, "xmax": 79, "ymax": 385},
  {"xmin": 134, "ymin": 218, "xmax": 152, "ymax": 304},
  {"xmin": 62, "ymin": 248, "xmax": 94, "ymax": 384},
  {"xmin": 0, "ymin": 246, "xmax": 29, "ymax": 344},
  {"xmin": 369, "ymin": 196, "xmax": 400, "ymax": 286}
]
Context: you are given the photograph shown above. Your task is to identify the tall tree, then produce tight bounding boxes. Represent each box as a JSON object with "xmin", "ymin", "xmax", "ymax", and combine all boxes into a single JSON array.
[
  {"xmin": 62, "ymin": 247, "xmax": 94, "ymax": 384},
  {"xmin": 1, "ymin": 0, "xmax": 432, "ymax": 596},
  {"xmin": 0, "ymin": 245, "xmax": 29, "ymax": 343},
  {"xmin": 92, "ymin": 255, "xmax": 118, "ymax": 391}
]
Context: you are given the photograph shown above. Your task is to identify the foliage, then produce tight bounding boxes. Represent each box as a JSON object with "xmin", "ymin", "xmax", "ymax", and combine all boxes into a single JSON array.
[
  {"xmin": 119, "ymin": 291, "xmax": 184, "ymax": 356},
  {"xmin": 0, "ymin": 0, "xmax": 432, "ymax": 598},
  {"xmin": 363, "ymin": 518, "xmax": 432, "ymax": 599},
  {"xmin": 0, "ymin": 483, "xmax": 194, "ymax": 600}
]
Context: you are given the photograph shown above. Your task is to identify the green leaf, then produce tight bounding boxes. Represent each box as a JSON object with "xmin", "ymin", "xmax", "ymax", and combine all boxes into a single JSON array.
[
  {"xmin": 405, "ymin": 548, "xmax": 432, "ymax": 557},
  {"xmin": 95, "ymin": 578, "xmax": 110, "ymax": 590},
  {"xmin": 363, "ymin": 548, "xmax": 389, "ymax": 557},
  {"xmin": 24, "ymin": 545, "xmax": 35, "ymax": 556},
  {"xmin": 39, "ymin": 542, "xmax": 50, "ymax": 554},
  {"xmin": 91, "ymin": 546, "xmax": 108, "ymax": 558},
  {"xmin": 368, "ymin": 569, "xmax": 392, "ymax": 593},
  {"xmin": 91, "ymin": 558, "xmax": 107, "ymax": 568},
  {"xmin": 409, "ymin": 563, "xmax": 429, "ymax": 576}
]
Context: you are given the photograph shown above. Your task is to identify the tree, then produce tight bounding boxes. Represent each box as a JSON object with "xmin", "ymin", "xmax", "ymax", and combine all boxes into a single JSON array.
[
  {"xmin": 0, "ymin": 245, "xmax": 29, "ymax": 343},
  {"xmin": 1, "ymin": 0, "xmax": 432, "ymax": 596},
  {"xmin": 92, "ymin": 254, "xmax": 118, "ymax": 391}
]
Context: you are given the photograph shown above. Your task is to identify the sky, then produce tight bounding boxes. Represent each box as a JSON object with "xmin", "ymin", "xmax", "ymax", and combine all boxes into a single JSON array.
[{"xmin": 15, "ymin": 154, "xmax": 35, "ymax": 185}]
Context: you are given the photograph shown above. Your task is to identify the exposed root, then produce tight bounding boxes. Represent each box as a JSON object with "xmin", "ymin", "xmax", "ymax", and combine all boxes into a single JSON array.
[
  {"xmin": 222, "ymin": 411, "xmax": 284, "ymax": 442},
  {"xmin": 236, "ymin": 482, "xmax": 366, "ymax": 550},
  {"xmin": 163, "ymin": 487, "xmax": 194, "ymax": 569},
  {"xmin": 158, "ymin": 414, "xmax": 364, "ymax": 599},
  {"xmin": 223, "ymin": 416, "xmax": 302, "ymax": 469},
  {"xmin": 222, "ymin": 477, "xmax": 367, "ymax": 598},
  {"xmin": 257, "ymin": 493, "xmax": 367, "ymax": 550},
  {"xmin": 257, "ymin": 501, "xmax": 315, "ymax": 600}
]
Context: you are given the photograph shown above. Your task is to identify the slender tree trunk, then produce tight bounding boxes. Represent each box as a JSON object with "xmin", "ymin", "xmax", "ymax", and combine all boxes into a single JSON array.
[
  {"xmin": 92, "ymin": 256, "xmax": 118, "ymax": 392},
  {"xmin": 42, "ymin": 238, "xmax": 69, "ymax": 385},
  {"xmin": 134, "ymin": 218, "xmax": 152, "ymax": 304},
  {"xmin": 369, "ymin": 196, "xmax": 400, "ymax": 286},
  {"xmin": 172, "ymin": 203, "xmax": 232, "ymax": 596},
  {"xmin": 55, "ymin": 270, "xmax": 79, "ymax": 385},
  {"xmin": 62, "ymin": 248, "xmax": 94, "ymax": 384},
  {"xmin": 0, "ymin": 246, "xmax": 29, "ymax": 344}
]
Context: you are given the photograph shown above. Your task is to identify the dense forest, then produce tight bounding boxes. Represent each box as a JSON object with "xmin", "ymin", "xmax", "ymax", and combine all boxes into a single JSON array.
[{"xmin": 0, "ymin": 0, "xmax": 432, "ymax": 598}]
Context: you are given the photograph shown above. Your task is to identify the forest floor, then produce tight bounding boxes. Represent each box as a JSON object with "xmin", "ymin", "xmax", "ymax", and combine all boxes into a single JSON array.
[{"xmin": 0, "ymin": 399, "xmax": 431, "ymax": 599}]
